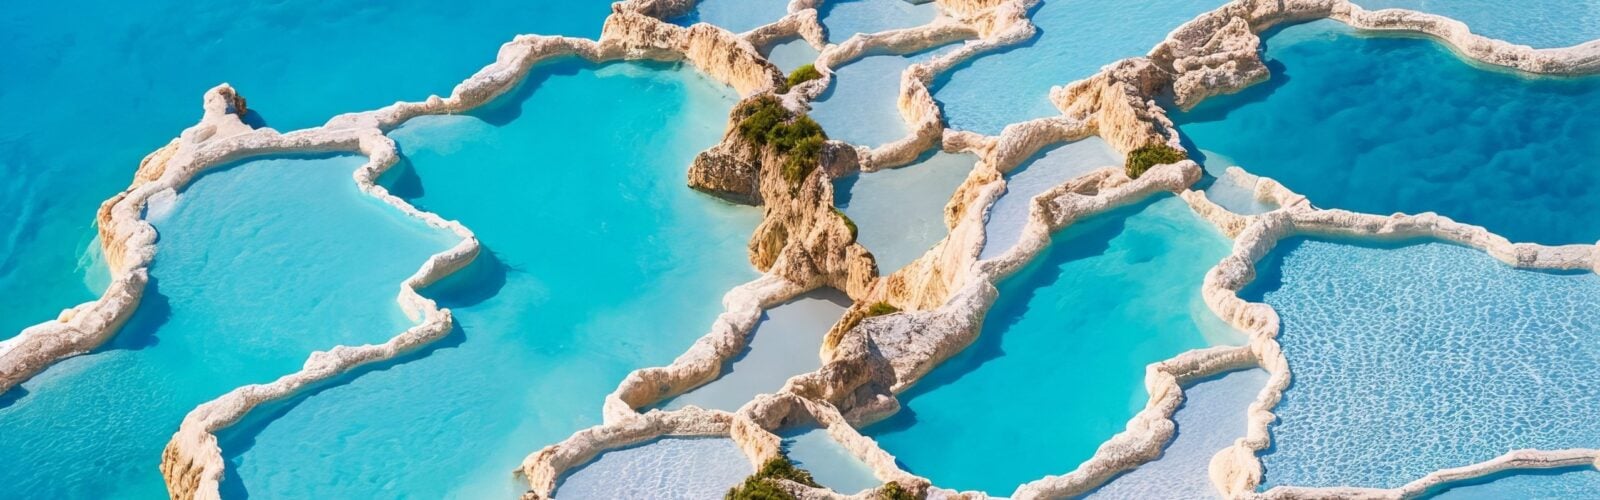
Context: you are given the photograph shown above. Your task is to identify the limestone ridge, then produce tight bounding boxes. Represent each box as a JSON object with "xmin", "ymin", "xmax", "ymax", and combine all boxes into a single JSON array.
[{"xmin": 5, "ymin": 0, "xmax": 1599, "ymax": 498}]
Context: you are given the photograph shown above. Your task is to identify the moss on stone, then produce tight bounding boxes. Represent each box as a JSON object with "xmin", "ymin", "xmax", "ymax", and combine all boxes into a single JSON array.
[
  {"xmin": 1125, "ymin": 143, "xmax": 1188, "ymax": 179},
  {"xmin": 785, "ymin": 64, "xmax": 823, "ymax": 89},
  {"xmin": 725, "ymin": 456, "xmax": 820, "ymax": 500}
]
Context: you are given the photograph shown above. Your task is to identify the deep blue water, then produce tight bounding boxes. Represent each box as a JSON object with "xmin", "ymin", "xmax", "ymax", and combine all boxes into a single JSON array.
[
  {"xmin": 1176, "ymin": 20, "xmax": 1600, "ymax": 245},
  {"xmin": 1246, "ymin": 238, "xmax": 1600, "ymax": 489}
]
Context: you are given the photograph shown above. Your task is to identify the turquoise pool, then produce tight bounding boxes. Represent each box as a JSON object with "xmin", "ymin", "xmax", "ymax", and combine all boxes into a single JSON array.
[
  {"xmin": 673, "ymin": 0, "xmax": 791, "ymax": 33},
  {"xmin": 664, "ymin": 290, "xmax": 849, "ymax": 412},
  {"xmin": 784, "ymin": 428, "xmax": 882, "ymax": 494},
  {"xmin": 1175, "ymin": 20, "xmax": 1600, "ymax": 245},
  {"xmin": 1245, "ymin": 238, "xmax": 1600, "ymax": 489},
  {"xmin": 556, "ymin": 437, "xmax": 753, "ymax": 499},
  {"xmin": 0, "ymin": 155, "xmax": 453, "ymax": 498},
  {"xmin": 1087, "ymin": 369, "xmax": 1267, "ymax": 499},
  {"xmin": 935, "ymin": 0, "xmax": 1224, "ymax": 135},
  {"xmin": 980, "ymin": 137, "xmax": 1120, "ymax": 260},
  {"xmin": 0, "ymin": 0, "xmax": 611, "ymax": 340},
  {"xmin": 834, "ymin": 151, "xmax": 975, "ymax": 272},
  {"xmin": 218, "ymin": 60, "xmax": 759, "ymax": 498},
  {"xmin": 1354, "ymin": 0, "xmax": 1600, "ymax": 48},
  {"xmin": 868, "ymin": 196, "xmax": 1242, "ymax": 495},
  {"xmin": 820, "ymin": 0, "xmax": 938, "ymax": 43}
]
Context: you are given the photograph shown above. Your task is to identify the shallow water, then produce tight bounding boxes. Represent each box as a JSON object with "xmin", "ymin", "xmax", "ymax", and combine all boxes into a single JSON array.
[
  {"xmin": 783, "ymin": 428, "xmax": 882, "ymax": 494},
  {"xmin": 1427, "ymin": 467, "xmax": 1600, "ymax": 499},
  {"xmin": 0, "ymin": 0, "xmax": 612, "ymax": 340},
  {"xmin": 663, "ymin": 290, "xmax": 850, "ymax": 412},
  {"xmin": 1086, "ymin": 369, "xmax": 1268, "ymax": 499},
  {"xmin": 1176, "ymin": 20, "xmax": 1600, "ymax": 245},
  {"xmin": 1246, "ymin": 238, "xmax": 1600, "ymax": 489},
  {"xmin": 835, "ymin": 152, "xmax": 976, "ymax": 272},
  {"xmin": 1353, "ymin": 0, "xmax": 1600, "ymax": 48},
  {"xmin": 673, "ymin": 0, "xmax": 791, "ymax": 33},
  {"xmin": 820, "ymin": 0, "xmax": 938, "ymax": 43},
  {"xmin": 810, "ymin": 55, "xmax": 917, "ymax": 148},
  {"xmin": 556, "ymin": 437, "xmax": 753, "ymax": 499},
  {"xmin": 935, "ymin": 0, "xmax": 1224, "ymax": 135},
  {"xmin": 980, "ymin": 137, "xmax": 1120, "ymax": 260},
  {"xmin": 220, "ymin": 60, "xmax": 759, "ymax": 498},
  {"xmin": 868, "ymin": 196, "xmax": 1242, "ymax": 495},
  {"xmin": 766, "ymin": 39, "xmax": 822, "ymax": 74},
  {"xmin": 0, "ymin": 155, "xmax": 452, "ymax": 498}
]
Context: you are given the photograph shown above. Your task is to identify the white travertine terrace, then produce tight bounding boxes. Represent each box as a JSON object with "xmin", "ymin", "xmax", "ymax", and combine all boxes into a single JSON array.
[{"xmin": 7, "ymin": 0, "xmax": 1600, "ymax": 498}]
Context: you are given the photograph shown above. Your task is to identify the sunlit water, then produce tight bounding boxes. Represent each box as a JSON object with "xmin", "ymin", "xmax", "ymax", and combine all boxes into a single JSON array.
[
  {"xmin": 663, "ymin": 290, "xmax": 849, "ymax": 412},
  {"xmin": 783, "ymin": 428, "xmax": 882, "ymax": 494},
  {"xmin": 219, "ymin": 60, "xmax": 759, "ymax": 498},
  {"xmin": 0, "ymin": 0, "xmax": 612, "ymax": 340},
  {"xmin": 1354, "ymin": 0, "xmax": 1600, "ymax": 48},
  {"xmin": 935, "ymin": 0, "xmax": 1224, "ymax": 135},
  {"xmin": 1427, "ymin": 467, "xmax": 1600, "ymax": 499},
  {"xmin": 556, "ymin": 437, "xmax": 752, "ymax": 499},
  {"xmin": 820, "ymin": 0, "xmax": 938, "ymax": 43},
  {"xmin": 835, "ymin": 152, "xmax": 976, "ymax": 272},
  {"xmin": 673, "ymin": 0, "xmax": 791, "ymax": 33},
  {"xmin": 980, "ymin": 136, "xmax": 1120, "ymax": 260},
  {"xmin": 0, "ymin": 155, "xmax": 453, "ymax": 498},
  {"xmin": 1175, "ymin": 20, "xmax": 1600, "ymax": 245},
  {"xmin": 868, "ymin": 196, "xmax": 1243, "ymax": 495},
  {"xmin": 1086, "ymin": 369, "xmax": 1268, "ymax": 499},
  {"xmin": 1245, "ymin": 238, "xmax": 1600, "ymax": 489}
]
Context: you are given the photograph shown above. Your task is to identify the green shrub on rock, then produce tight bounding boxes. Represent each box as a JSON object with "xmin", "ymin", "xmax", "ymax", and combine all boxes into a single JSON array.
[
  {"xmin": 865, "ymin": 301, "xmax": 899, "ymax": 317},
  {"xmin": 1124, "ymin": 143, "xmax": 1188, "ymax": 179},
  {"xmin": 726, "ymin": 456, "xmax": 820, "ymax": 500},
  {"xmin": 732, "ymin": 95, "xmax": 831, "ymax": 188},
  {"xmin": 785, "ymin": 64, "xmax": 823, "ymax": 89},
  {"xmin": 877, "ymin": 481, "xmax": 918, "ymax": 500}
]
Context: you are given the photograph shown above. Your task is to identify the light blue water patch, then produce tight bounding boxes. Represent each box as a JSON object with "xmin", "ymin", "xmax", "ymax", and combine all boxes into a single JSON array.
[
  {"xmin": 821, "ymin": 0, "xmax": 938, "ymax": 43},
  {"xmin": 979, "ymin": 136, "xmax": 1120, "ymax": 260},
  {"xmin": 767, "ymin": 38, "xmax": 822, "ymax": 74},
  {"xmin": 673, "ymin": 0, "xmax": 791, "ymax": 33},
  {"xmin": 1354, "ymin": 0, "xmax": 1600, "ymax": 48},
  {"xmin": 1244, "ymin": 238, "xmax": 1600, "ymax": 489},
  {"xmin": 664, "ymin": 289, "xmax": 850, "ymax": 412},
  {"xmin": 1427, "ymin": 467, "xmax": 1600, "ymax": 499},
  {"xmin": 0, "ymin": 0, "xmax": 612, "ymax": 339},
  {"xmin": 810, "ymin": 55, "xmax": 916, "ymax": 148},
  {"xmin": 935, "ymin": 0, "xmax": 1224, "ymax": 135},
  {"xmin": 0, "ymin": 155, "xmax": 452, "ymax": 498},
  {"xmin": 783, "ymin": 428, "xmax": 882, "ymax": 494},
  {"xmin": 1087, "ymin": 369, "xmax": 1268, "ymax": 499},
  {"xmin": 867, "ymin": 196, "xmax": 1244, "ymax": 495},
  {"xmin": 1175, "ymin": 21, "xmax": 1600, "ymax": 245},
  {"xmin": 220, "ymin": 60, "xmax": 760, "ymax": 498},
  {"xmin": 1195, "ymin": 157, "xmax": 1277, "ymax": 215},
  {"xmin": 835, "ymin": 152, "xmax": 976, "ymax": 272},
  {"xmin": 556, "ymin": 437, "xmax": 753, "ymax": 499}
]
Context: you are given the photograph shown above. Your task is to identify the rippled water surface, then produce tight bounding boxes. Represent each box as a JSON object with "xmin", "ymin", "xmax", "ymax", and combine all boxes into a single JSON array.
[
  {"xmin": 557, "ymin": 437, "xmax": 753, "ymax": 499},
  {"xmin": 0, "ymin": 155, "xmax": 453, "ymax": 498},
  {"xmin": 220, "ymin": 60, "xmax": 758, "ymax": 498},
  {"xmin": 1246, "ymin": 238, "xmax": 1600, "ymax": 489},
  {"xmin": 1354, "ymin": 0, "xmax": 1600, "ymax": 48},
  {"xmin": 1428, "ymin": 467, "xmax": 1600, "ymax": 499},
  {"xmin": 868, "ymin": 196, "xmax": 1242, "ymax": 495},
  {"xmin": 1176, "ymin": 20, "xmax": 1600, "ymax": 245},
  {"xmin": 0, "ymin": 0, "xmax": 611, "ymax": 340},
  {"xmin": 1087, "ymin": 369, "xmax": 1267, "ymax": 499}
]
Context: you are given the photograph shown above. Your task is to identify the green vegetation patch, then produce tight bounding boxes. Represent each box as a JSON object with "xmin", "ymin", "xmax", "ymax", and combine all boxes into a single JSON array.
[
  {"xmin": 877, "ymin": 481, "xmax": 918, "ymax": 500},
  {"xmin": 865, "ymin": 301, "xmax": 899, "ymax": 317},
  {"xmin": 725, "ymin": 456, "xmax": 821, "ymax": 500},
  {"xmin": 785, "ymin": 64, "xmax": 823, "ymax": 89},
  {"xmin": 735, "ymin": 96, "xmax": 830, "ymax": 188},
  {"xmin": 1124, "ymin": 143, "xmax": 1188, "ymax": 179}
]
